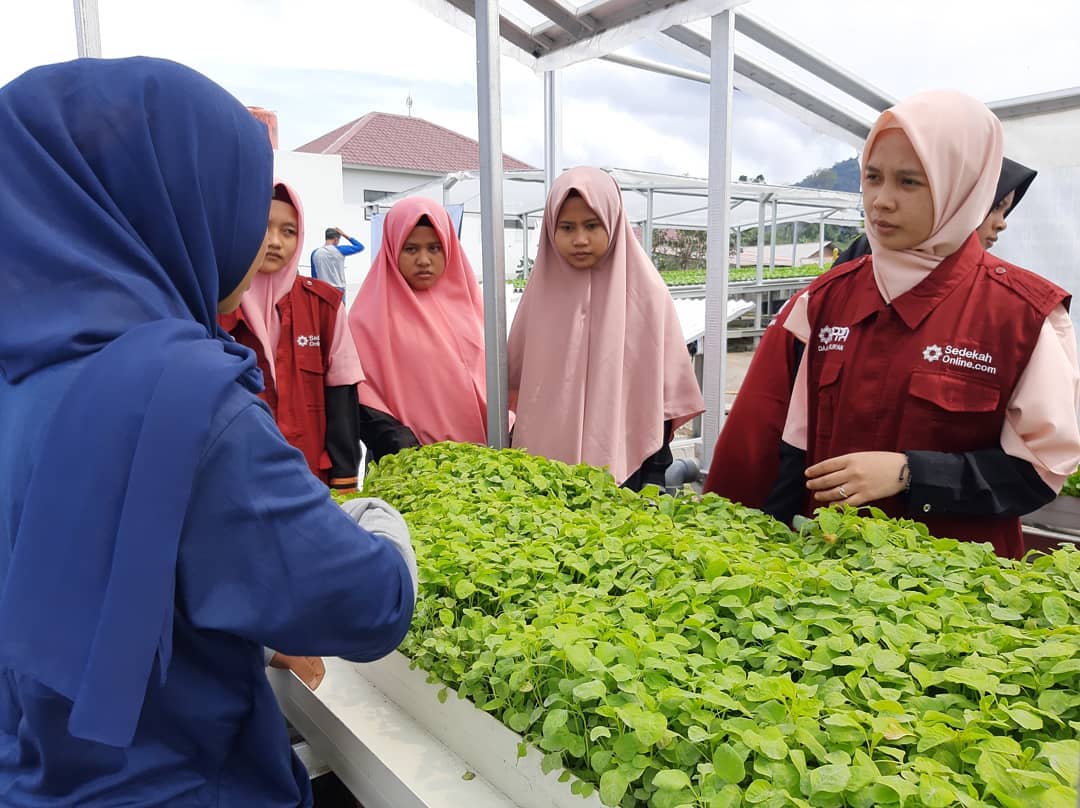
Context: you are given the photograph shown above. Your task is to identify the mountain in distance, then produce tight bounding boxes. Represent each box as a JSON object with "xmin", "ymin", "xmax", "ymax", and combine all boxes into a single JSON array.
[{"xmin": 794, "ymin": 157, "xmax": 860, "ymax": 193}]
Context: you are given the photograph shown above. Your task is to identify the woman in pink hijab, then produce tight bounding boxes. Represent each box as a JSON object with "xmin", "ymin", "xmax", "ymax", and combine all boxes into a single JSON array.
[
  {"xmin": 765, "ymin": 90, "xmax": 1080, "ymax": 558},
  {"xmin": 508, "ymin": 166, "xmax": 705, "ymax": 490},
  {"xmin": 220, "ymin": 181, "xmax": 365, "ymax": 490},
  {"xmin": 348, "ymin": 198, "xmax": 488, "ymax": 460}
]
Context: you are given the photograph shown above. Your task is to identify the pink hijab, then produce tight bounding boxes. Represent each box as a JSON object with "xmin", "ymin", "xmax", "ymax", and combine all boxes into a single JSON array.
[
  {"xmin": 785, "ymin": 90, "xmax": 1004, "ymax": 342},
  {"xmin": 863, "ymin": 89, "xmax": 1004, "ymax": 301},
  {"xmin": 348, "ymin": 198, "xmax": 488, "ymax": 445},
  {"xmin": 508, "ymin": 167, "xmax": 705, "ymax": 484},
  {"xmin": 237, "ymin": 180, "xmax": 362, "ymax": 387}
]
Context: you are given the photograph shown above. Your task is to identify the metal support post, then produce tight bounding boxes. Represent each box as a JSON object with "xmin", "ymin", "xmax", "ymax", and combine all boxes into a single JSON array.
[
  {"xmin": 701, "ymin": 10, "xmax": 735, "ymax": 470},
  {"xmin": 543, "ymin": 70, "xmax": 562, "ymax": 195},
  {"xmin": 791, "ymin": 220, "xmax": 799, "ymax": 267},
  {"xmin": 643, "ymin": 189, "xmax": 655, "ymax": 256},
  {"xmin": 73, "ymin": 0, "xmax": 102, "ymax": 58},
  {"xmin": 476, "ymin": 0, "xmax": 509, "ymax": 448},
  {"xmin": 819, "ymin": 214, "xmax": 826, "ymax": 268},
  {"xmin": 521, "ymin": 214, "xmax": 530, "ymax": 278},
  {"xmin": 769, "ymin": 196, "xmax": 778, "ymax": 271}
]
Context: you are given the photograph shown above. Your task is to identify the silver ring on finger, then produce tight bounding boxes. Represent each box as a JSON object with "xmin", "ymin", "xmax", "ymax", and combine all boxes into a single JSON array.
[{"xmin": 838, "ymin": 486, "xmax": 848, "ymax": 499}]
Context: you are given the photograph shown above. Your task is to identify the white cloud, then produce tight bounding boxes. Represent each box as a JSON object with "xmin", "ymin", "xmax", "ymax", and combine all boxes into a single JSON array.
[{"xmin": 2, "ymin": 0, "xmax": 1076, "ymax": 187}]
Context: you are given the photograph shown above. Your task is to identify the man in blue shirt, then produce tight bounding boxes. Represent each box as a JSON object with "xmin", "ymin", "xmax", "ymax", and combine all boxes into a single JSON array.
[{"xmin": 311, "ymin": 227, "xmax": 364, "ymax": 294}]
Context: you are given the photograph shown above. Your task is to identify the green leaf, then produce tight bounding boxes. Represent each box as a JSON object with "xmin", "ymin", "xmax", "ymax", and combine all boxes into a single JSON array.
[
  {"xmin": 589, "ymin": 726, "xmax": 612, "ymax": 742},
  {"xmin": 572, "ymin": 679, "xmax": 607, "ymax": 701},
  {"xmin": 1042, "ymin": 595, "xmax": 1070, "ymax": 626},
  {"xmin": 615, "ymin": 704, "xmax": 667, "ymax": 746},
  {"xmin": 743, "ymin": 779, "xmax": 775, "ymax": 804},
  {"xmin": 599, "ymin": 768, "xmax": 630, "ymax": 807},
  {"xmin": 565, "ymin": 643, "xmax": 594, "ymax": 673},
  {"xmin": 872, "ymin": 648, "xmax": 906, "ymax": 672},
  {"xmin": 1004, "ymin": 706, "xmax": 1044, "ymax": 730},
  {"xmin": 540, "ymin": 751, "xmax": 563, "ymax": 775},
  {"xmin": 542, "ymin": 709, "xmax": 569, "ymax": 738},
  {"xmin": 453, "ymin": 580, "xmax": 476, "ymax": 599},
  {"xmin": 653, "ymin": 769, "xmax": 693, "ymax": 791},
  {"xmin": 918, "ymin": 774, "xmax": 957, "ymax": 807},
  {"xmin": 809, "ymin": 764, "xmax": 851, "ymax": 794},
  {"xmin": 712, "ymin": 743, "xmax": 746, "ymax": 784},
  {"xmin": 1038, "ymin": 739, "xmax": 1080, "ymax": 785}
]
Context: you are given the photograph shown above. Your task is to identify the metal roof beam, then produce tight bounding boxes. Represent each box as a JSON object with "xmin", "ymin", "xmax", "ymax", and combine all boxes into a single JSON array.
[
  {"xmin": 988, "ymin": 86, "xmax": 1080, "ymax": 120},
  {"xmin": 663, "ymin": 25, "xmax": 872, "ymax": 144},
  {"xmin": 733, "ymin": 11, "xmax": 894, "ymax": 111},
  {"xmin": 443, "ymin": 0, "xmax": 552, "ymax": 56},
  {"xmin": 521, "ymin": 0, "xmax": 596, "ymax": 38}
]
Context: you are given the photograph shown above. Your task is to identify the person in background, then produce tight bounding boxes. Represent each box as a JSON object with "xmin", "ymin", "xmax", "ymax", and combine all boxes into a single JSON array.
[
  {"xmin": 704, "ymin": 155, "xmax": 1040, "ymax": 510},
  {"xmin": 508, "ymin": 166, "xmax": 705, "ymax": 491},
  {"xmin": 348, "ymin": 198, "xmax": 489, "ymax": 461},
  {"xmin": 763, "ymin": 90, "xmax": 1080, "ymax": 558},
  {"xmin": 221, "ymin": 181, "xmax": 364, "ymax": 492},
  {"xmin": 311, "ymin": 226, "xmax": 364, "ymax": 295},
  {"xmin": 0, "ymin": 56, "xmax": 416, "ymax": 805}
]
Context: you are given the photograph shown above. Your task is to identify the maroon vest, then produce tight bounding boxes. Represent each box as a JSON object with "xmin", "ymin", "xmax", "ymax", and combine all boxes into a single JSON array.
[
  {"xmin": 221, "ymin": 276, "xmax": 343, "ymax": 482},
  {"xmin": 804, "ymin": 234, "xmax": 1069, "ymax": 557}
]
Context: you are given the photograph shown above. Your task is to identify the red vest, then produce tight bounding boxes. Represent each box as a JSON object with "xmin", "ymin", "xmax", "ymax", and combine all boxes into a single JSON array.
[
  {"xmin": 220, "ymin": 277, "xmax": 344, "ymax": 482},
  {"xmin": 704, "ymin": 294, "xmax": 802, "ymax": 506},
  {"xmin": 804, "ymin": 235, "xmax": 1069, "ymax": 557}
]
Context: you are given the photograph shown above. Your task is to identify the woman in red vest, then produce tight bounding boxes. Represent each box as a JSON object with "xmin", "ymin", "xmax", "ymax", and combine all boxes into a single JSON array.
[
  {"xmin": 704, "ymin": 157, "xmax": 1038, "ymax": 509},
  {"xmin": 763, "ymin": 90, "xmax": 1080, "ymax": 558},
  {"xmin": 221, "ymin": 181, "xmax": 364, "ymax": 490},
  {"xmin": 348, "ymin": 198, "xmax": 491, "ymax": 462}
]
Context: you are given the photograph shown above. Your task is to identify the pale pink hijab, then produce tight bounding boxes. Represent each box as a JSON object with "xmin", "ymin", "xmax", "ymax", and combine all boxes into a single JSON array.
[
  {"xmin": 348, "ymin": 198, "xmax": 488, "ymax": 445},
  {"xmin": 786, "ymin": 90, "xmax": 1004, "ymax": 341},
  {"xmin": 237, "ymin": 180, "xmax": 362, "ymax": 387},
  {"xmin": 508, "ymin": 167, "xmax": 705, "ymax": 484},
  {"xmin": 863, "ymin": 89, "xmax": 1003, "ymax": 301}
]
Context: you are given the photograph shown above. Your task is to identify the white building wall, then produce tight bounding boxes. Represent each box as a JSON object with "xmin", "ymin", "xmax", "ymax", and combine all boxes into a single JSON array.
[
  {"xmin": 996, "ymin": 109, "xmax": 1080, "ymax": 347},
  {"xmin": 272, "ymin": 150, "xmax": 346, "ymax": 277}
]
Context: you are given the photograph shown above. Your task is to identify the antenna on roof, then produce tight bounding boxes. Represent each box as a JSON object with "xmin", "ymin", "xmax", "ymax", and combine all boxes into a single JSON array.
[{"xmin": 406, "ymin": 91, "xmax": 414, "ymax": 117}]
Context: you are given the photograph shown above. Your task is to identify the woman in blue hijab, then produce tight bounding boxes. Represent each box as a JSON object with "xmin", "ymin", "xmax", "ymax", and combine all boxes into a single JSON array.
[{"xmin": 0, "ymin": 57, "xmax": 416, "ymax": 805}]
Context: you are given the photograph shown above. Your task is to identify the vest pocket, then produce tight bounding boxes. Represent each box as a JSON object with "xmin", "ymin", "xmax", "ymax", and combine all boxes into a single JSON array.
[
  {"xmin": 813, "ymin": 359, "xmax": 844, "ymax": 446},
  {"xmin": 907, "ymin": 370, "xmax": 1000, "ymax": 413},
  {"xmin": 900, "ymin": 370, "xmax": 1002, "ymax": 450},
  {"xmin": 296, "ymin": 347, "xmax": 326, "ymax": 413}
]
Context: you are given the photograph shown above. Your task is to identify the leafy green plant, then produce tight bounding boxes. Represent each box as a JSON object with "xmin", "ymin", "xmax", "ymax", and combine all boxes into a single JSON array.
[
  {"xmin": 340, "ymin": 443, "xmax": 1080, "ymax": 807},
  {"xmin": 1062, "ymin": 465, "xmax": 1080, "ymax": 498}
]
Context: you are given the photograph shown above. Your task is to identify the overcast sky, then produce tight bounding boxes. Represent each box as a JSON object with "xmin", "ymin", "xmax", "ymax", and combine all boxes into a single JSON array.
[{"xmin": 3, "ymin": 0, "xmax": 1079, "ymax": 184}]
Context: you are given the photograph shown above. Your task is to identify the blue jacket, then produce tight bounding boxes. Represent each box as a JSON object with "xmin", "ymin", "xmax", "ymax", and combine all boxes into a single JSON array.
[{"xmin": 0, "ymin": 364, "xmax": 414, "ymax": 806}]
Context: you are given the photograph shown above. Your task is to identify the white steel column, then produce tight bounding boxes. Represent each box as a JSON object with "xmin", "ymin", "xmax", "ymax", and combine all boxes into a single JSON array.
[
  {"xmin": 521, "ymin": 214, "xmax": 530, "ymax": 276},
  {"xmin": 73, "ymin": 0, "xmax": 102, "ymax": 58},
  {"xmin": 818, "ymin": 214, "xmax": 826, "ymax": 267},
  {"xmin": 769, "ymin": 196, "xmax": 778, "ymax": 271},
  {"xmin": 702, "ymin": 10, "xmax": 735, "ymax": 471},
  {"xmin": 543, "ymin": 70, "xmax": 562, "ymax": 194},
  {"xmin": 755, "ymin": 199, "xmax": 765, "ymax": 284},
  {"xmin": 791, "ymin": 220, "xmax": 799, "ymax": 267},
  {"xmin": 476, "ymin": 0, "xmax": 509, "ymax": 448},
  {"xmin": 643, "ymin": 189, "xmax": 655, "ymax": 256}
]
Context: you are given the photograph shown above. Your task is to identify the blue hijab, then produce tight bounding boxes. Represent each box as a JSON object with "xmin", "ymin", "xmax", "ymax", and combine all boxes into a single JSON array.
[{"xmin": 0, "ymin": 58, "xmax": 272, "ymax": 746}]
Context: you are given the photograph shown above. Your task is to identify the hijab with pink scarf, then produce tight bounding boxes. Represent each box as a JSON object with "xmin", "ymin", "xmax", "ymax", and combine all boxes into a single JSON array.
[
  {"xmin": 236, "ymin": 180, "xmax": 362, "ymax": 387},
  {"xmin": 348, "ymin": 198, "xmax": 488, "ymax": 445},
  {"xmin": 508, "ymin": 167, "xmax": 704, "ymax": 484}
]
